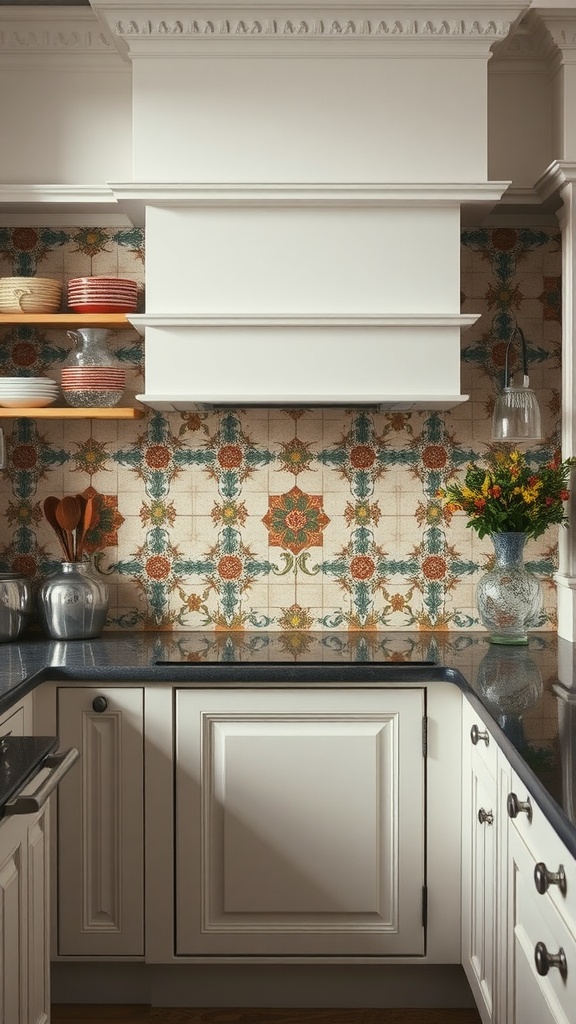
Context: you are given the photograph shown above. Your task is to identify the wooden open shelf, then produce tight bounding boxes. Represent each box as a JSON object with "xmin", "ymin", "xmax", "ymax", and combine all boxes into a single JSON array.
[
  {"xmin": 0, "ymin": 313, "xmax": 134, "ymax": 328},
  {"xmin": 0, "ymin": 312, "xmax": 145, "ymax": 418},
  {"xmin": 0, "ymin": 406, "xmax": 146, "ymax": 419}
]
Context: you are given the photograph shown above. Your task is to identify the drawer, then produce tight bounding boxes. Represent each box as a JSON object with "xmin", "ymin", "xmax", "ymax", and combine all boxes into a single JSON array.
[
  {"xmin": 507, "ymin": 766, "xmax": 576, "ymax": 937},
  {"xmin": 511, "ymin": 825, "xmax": 576, "ymax": 1024},
  {"xmin": 463, "ymin": 697, "xmax": 498, "ymax": 777}
]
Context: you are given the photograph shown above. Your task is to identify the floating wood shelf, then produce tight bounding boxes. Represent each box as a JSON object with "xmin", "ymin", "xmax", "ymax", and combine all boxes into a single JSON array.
[
  {"xmin": 0, "ymin": 313, "xmax": 134, "ymax": 328},
  {"xmin": 0, "ymin": 407, "xmax": 146, "ymax": 419}
]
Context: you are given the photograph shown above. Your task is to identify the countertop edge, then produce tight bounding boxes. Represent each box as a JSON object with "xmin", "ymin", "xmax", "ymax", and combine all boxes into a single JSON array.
[{"xmin": 1, "ymin": 650, "xmax": 574, "ymax": 860}]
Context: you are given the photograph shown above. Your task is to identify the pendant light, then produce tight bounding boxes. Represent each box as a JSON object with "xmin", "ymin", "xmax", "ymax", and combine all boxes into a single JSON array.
[{"xmin": 491, "ymin": 326, "xmax": 543, "ymax": 442}]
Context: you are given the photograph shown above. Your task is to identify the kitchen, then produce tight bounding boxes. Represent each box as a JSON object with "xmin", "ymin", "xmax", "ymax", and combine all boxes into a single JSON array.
[{"xmin": 0, "ymin": 0, "xmax": 576, "ymax": 1021}]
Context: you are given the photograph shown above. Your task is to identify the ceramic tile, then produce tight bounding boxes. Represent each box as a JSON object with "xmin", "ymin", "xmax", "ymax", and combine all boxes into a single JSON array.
[{"xmin": 0, "ymin": 225, "xmax": 564, "ymax": 631}]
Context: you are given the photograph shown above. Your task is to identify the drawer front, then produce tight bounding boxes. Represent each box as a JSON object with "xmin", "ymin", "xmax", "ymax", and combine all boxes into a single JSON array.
[
  {"xmin": 507, "ymin": 767, "xmax": 576, "ymax": 938},
  {"xmin": 511, "ymin": 826, "xmax": 576, "ymax": 1024}
]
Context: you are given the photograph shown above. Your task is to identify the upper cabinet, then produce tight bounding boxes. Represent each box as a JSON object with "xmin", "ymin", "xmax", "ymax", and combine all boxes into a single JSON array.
[{"xmin": 1, "ymin": 2, "xmax": 571, "ymax": 410}]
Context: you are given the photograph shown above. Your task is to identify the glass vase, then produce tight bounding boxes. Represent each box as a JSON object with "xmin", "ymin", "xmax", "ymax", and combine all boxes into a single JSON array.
[
  {"xmin": 476, "ymin": 532, "xmax": 543, "ymax": 645},
  {"xmin": 37, "ymin": 560, "xmax": 109, "ymax": 640}
]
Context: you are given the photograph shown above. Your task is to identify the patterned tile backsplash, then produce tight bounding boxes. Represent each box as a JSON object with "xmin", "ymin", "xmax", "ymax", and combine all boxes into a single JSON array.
[{"xmin": 0, "ymin": 225, "xmax": 563, "ymax": 632}]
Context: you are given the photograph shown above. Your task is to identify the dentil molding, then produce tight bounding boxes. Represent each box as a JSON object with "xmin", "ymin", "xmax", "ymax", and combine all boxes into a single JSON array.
[
  {"xmin": 0, "ymin": 9, "xmax": 117, "ymax": 56},
  {"xmin": 88, "ymin": 1, "xmax": 529, "ymax": 56}
]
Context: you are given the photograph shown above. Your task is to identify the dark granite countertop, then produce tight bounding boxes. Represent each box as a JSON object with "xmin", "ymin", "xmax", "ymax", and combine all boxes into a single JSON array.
[
  {"xmin": 0, "ymin": 629, "xmax": 574, "ymax": 857},
  {"xmin": 0, "ymin": 735, "xmax": 59, "ymax": 817}
]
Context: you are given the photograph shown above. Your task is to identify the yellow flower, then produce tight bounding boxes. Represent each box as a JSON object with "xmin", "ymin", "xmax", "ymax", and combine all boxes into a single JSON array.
[
  {"xmin": 461, "ymin": 485, "xmax": 478, "ymax": 501},
  {"xmin": 481, "ymin": 474, "xmax": 491, "ymax": 496}
]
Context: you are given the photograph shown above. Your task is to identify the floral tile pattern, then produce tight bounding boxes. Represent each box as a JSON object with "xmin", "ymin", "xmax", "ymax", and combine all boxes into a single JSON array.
[{"xmin": 0, "ymin": 224, "xmax": 563, "ymax": 632}]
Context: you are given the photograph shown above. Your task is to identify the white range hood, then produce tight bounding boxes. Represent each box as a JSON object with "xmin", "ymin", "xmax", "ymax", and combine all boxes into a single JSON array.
[{"xmin": 91, "ymin": 1, "xmax": 524, "ymax": 410}]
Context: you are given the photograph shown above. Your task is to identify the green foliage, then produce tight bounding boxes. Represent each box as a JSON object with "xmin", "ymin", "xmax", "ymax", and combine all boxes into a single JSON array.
[{"xmin": 439, "ymin": 449, "xmax": 576, "ymax": 540}]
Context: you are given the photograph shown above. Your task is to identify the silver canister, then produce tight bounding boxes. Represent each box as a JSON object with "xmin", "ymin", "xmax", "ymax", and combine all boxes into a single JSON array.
[
  {"xmin": 37, "ymin": 561, "xmax": 109, "ymax": 640},
  {"xmin": 0, "ymin": 573, "xmax": 33, "ymax": 642}
]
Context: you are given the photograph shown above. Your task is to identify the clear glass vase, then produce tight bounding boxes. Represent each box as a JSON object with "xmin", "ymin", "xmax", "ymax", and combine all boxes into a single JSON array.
[
  {"xmin": 476, "ymin": 532, "xmax": 543, "ymax": 645},
  {"xmin": 37, "ymin": 560, "xmax": 109, "ymax": 640}
]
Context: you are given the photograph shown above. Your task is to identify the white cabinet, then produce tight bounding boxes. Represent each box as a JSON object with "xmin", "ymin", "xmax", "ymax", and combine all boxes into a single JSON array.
[
  {"xmin": 175, "ymin": 687, "xmax": 426, "ymax": 956},
  {"xmin": 506, "ymin": 768, "xmax": 576, "ymax": 1024},
  {"xmin": 54, "ymin": 686, "xmax": 144, "ymax": 956},
  {"xmin": 0, "ymin": 805, "xmax": 50, "ymax": 1024},
  {"xmin": 0, "ymin": 699, "xmax": 49, "ymax": 1024},
  {"xmin": 461, "ymin": 695, "xmax": 576, "ymax": 1024},
  {"xmin": 461, "ymin": 702, "xmax": 500, "ymax": 1024}
]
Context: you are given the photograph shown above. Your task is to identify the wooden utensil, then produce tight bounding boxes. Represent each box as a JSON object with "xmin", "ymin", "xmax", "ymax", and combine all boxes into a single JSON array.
[
  {"xmin": 55, "ymin": 495, "xmax": 82, "ymax": 562},
  {"xmin": 75, "ymin": 493, "xmax": 94, "ymax": 560},
  {"xmin": 43, "ymin": 495, "xmax": 72, "ymax": 560}
]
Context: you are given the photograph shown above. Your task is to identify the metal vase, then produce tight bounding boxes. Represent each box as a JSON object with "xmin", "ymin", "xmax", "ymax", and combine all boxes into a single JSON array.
[
  {"xmin": 37, "ymin": 560, "xmax": 109, "ymax": 640},
  {"xmin": 0, "ymin": 573, "xmax": 33, "ymax": 642}
]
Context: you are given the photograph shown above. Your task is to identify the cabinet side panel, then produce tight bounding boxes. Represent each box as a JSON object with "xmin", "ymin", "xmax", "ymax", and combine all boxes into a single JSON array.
[
  {"xmin": 56, "ymin": 686, "xmax": 144, "ymax": 957},
  {"xmin": 27, "ymin": 810, "xmax": 49, "ymax": 1024}
]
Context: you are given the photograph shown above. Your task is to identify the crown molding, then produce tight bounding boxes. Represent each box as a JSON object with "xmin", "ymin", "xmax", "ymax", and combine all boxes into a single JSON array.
[
  {"xmin": 129, "ymin": 312, "xmax": 480, "ymax": 328},
  {"xmin": 88, "ymin": 2, "xmax": 528, "ymax": 57},
  {"xmin": 536, "ymin": 159, "xmax": 576, "ymax": 201},
  {"xmin": 0, "ymin": 7, "xmax": 122, "ymax": 62},
  {"xmin": 108, "ymin": 180, "xmax": 511, "ymax": 223}
]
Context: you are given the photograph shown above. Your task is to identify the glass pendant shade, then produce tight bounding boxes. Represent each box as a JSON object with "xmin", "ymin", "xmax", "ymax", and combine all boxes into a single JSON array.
[
  {"xmin": 491, "ymin": 327, "xmax": 543, "ymax": 442},
  {"xmin": 491, "ymin": 383, "xmax": 542, "ymax": 441}
]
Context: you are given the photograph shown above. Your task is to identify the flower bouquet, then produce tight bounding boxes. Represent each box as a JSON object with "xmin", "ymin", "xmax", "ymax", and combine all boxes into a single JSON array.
[
  {"xmin": 440, "ymin": 448, "xmax": 575, "ymax": 541},
  {"xmin": 439, "ymin": 448, "xmax": 576, "ymax": 643}
]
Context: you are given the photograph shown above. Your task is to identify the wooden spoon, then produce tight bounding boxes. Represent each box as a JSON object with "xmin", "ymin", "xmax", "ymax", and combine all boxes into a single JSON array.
[
  {"xmin": 55, "ymin": 496, "xmax": 82, "ymax": 562},
  {"xmin": 43, "ymin": 496, "xmax": 72, "ymax": 560},
  {"xmin": 75, "ymin": 494, "xmax": 94, "ymax": 560}
]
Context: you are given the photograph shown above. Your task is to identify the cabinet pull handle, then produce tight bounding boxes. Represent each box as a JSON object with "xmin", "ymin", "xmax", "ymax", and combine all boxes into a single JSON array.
[
  {"xmin": 478, "ymin": 808, "xmax": 494, "ymax": 825},
  {"xmin": 470, "ymin": 724, "xmax": 489, "ymax": 746},
  {"xmin": 92, "ymin": 695, "xmax": 108, "ymax": 713},
  {"xmin": 534, "ymin": 941, "xmax": 568, "ymax": 979},
  {"xmin": 534, "ymin": 862, "xmax": 567, "ymax": 896},
  {"xmin": 507, "ymin": 791, "xmax": 532, "ymax": 823},
  {"xmin": 4, "ymin": 748, "xmax": 80, "ymax": 814}
]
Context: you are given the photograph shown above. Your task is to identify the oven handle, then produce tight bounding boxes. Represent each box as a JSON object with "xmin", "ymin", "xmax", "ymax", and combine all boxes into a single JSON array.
[{"xmin": 4, "ymin": 747, "xmax": 80, "ymax": 815}]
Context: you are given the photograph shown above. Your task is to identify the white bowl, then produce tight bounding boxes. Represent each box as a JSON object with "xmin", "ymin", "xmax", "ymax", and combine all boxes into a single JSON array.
[{"xmin": 0, "ymin": 396, "xmax": 58, "ymax": 408}]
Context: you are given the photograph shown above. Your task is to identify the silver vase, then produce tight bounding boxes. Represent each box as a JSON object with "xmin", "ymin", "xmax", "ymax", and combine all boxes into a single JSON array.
[
  {"xmin": 476, "ymin": 532, "xmax": 542, "ymax": 645},
  {"xmin": 37, "ymin": 560, "xmax": 109, "ymax": 640}
]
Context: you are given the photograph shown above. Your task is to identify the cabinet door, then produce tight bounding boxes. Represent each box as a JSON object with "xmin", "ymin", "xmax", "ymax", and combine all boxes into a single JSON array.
[
  {"xmin": 0, "ymin": 699, "xmax": 30, "ymax": 736},
  {"xmin": 56, "ymin": 686, "xmax": 144, "ymax": 956},
  {"xmin": 461, "ymin": 703, "xmax": 499, "ymax": 1024},
  {"xmin": 175, "ymin": 687, "xmax": 425, "ymax": 956},
  {"xmin": 0, "ymin": 815, "xmax": 26, "ymax": 1023},
  {"xmin": 0, "ymin": 806, "xmax": 49, "ymax": 1024},
  {"xmin": 508, "ymin": 826, "xmax": 576, "ymax": 1024}
]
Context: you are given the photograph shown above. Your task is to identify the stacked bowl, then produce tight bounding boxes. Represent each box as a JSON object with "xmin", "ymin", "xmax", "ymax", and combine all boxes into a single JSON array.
[
  {"xmin": 67, "ymin": 277, "xmax": 138, "ymax": 313},
  {"xmin": 0, "ymin": 376, "xmax": 59, "ymax": 408},
  {"xmin": 61, "ymin": 366, "xmax": 126, "ymax": 407},
  {"xmin": 0, "ymin": 277, "xmax": 62, "ymax": 314}
]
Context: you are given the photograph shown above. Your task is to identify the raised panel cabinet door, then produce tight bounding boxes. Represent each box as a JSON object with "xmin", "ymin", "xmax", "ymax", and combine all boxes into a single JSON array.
[
  {"xmin": 461, "ymin": 704, "xmax": 498, "ymax": 1024},
  {"xmin": 175, "ymin": 687, "xmax": 425, "ymax": 956},
  {"xmin": 56, "ymin": 686, "xmax": 144, "ymax": 956},
  {"xmin": 0, "ymin": 819, "xmax": 26, "ymax": 1024},
  {"xmin": 508, "ymin": 827, "xmax": 575, "ymax": 1024}
]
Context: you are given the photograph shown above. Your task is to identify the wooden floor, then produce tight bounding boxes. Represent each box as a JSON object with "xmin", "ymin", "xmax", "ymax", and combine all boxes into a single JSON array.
[{"xmin": 51, "ymin": 1006, "xmax": 482, "ymax": 1024}]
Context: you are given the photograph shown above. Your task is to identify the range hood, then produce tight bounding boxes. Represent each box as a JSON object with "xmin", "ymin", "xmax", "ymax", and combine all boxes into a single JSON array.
[{"xmin": 91, "ymin": 1, "xmax": 522, "ymax": 411}]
